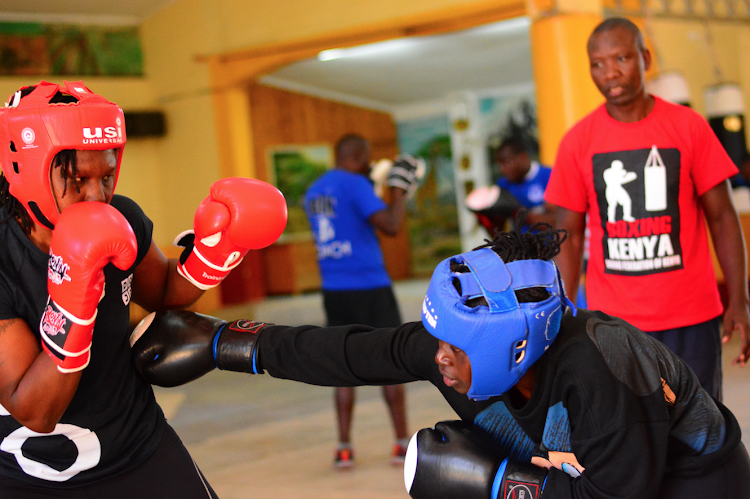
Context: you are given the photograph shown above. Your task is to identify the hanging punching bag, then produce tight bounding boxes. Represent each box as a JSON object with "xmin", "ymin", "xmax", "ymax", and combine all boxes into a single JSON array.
[
  {"xmin": 705, "ymin": 83, "xmax": 747, "ymax": 170},
  {"xmin": 646, "ymin": 71, "xmax": 692, "ymax": 107}
]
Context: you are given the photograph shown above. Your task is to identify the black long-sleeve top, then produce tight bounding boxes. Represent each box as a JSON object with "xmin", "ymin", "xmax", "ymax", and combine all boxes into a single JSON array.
[{"xmin": 254, "ymin": 308, "xmax": 741, "ymax": 499}]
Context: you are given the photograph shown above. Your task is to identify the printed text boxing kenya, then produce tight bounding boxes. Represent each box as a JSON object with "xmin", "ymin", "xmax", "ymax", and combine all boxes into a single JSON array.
[{"xmin": 604, "ymin": 215, "xmax": 680, "ymax": 272}]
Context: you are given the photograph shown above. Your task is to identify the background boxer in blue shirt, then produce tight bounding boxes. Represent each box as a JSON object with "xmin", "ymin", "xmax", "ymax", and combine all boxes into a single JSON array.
[{"xmin": 303, "ymin": 134, "xmax": 422, "ymax": 468}]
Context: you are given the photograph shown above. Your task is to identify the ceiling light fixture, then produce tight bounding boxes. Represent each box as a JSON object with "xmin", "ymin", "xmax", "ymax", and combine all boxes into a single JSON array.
[
  {"xmin": 470, "ymin": 16, "xmax": 530, "ymax": 36},
  {"xmin": 318, "ymin": 38, "xmax": 413, "ymax": 61}
]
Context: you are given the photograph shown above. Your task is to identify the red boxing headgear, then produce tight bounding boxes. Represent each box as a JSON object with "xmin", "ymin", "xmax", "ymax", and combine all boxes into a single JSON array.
[{"xmin": 0, "ymin": 81, "xmax": 126, "ymax": 229}]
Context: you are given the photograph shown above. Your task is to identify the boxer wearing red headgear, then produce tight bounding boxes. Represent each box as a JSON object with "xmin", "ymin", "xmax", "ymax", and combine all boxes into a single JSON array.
[
  {"xmin": 0, "ymin": 81, "xmax": 125, "ymax": 230},
  {"xmin": 0, "ymin": 81, "xmax": 286, "ymax": 498}
]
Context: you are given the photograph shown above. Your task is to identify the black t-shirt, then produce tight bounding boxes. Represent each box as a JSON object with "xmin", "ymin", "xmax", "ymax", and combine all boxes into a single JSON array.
[
  {"xmin": 0, "ymin": 195, "xmax": 165, "ymax": 487},
  {"xmin": 254, "ymin": 308, "xmax": 741, "ymax": 499}
]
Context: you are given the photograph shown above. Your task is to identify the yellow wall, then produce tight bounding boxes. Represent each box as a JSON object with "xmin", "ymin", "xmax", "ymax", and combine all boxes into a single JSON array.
[
  {"xmin": 647, "ymin": 19, "xmax": 750, "ymax": 117},
  {"xmin": 531, "ymin": 15, "xmax": 604, "ymax": 165},
  {"xmin": 147, "ymin": 0, "xmax": 501, "ymax": 57}
]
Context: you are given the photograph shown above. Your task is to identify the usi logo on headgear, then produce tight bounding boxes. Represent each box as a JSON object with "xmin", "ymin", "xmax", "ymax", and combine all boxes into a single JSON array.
[{"xmin": 82, "ymin": 126, "xmax": 123, "ymax": 144}]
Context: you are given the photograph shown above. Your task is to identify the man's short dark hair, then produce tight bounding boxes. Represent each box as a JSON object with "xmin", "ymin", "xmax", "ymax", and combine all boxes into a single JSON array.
[
  {"xmin": 335, "ymin": 134, "xmax": 368, "ymax": 164},
  {"xmin": 497, "ymin": 137, "xmax": 528, "ymax": 157},
  {"xmin": 589, "ymin": 17, "xmax": 646, "ymax": 51}
]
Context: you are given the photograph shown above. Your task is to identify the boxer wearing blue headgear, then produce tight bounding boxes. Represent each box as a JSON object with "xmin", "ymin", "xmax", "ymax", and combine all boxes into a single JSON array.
[
  {"xmin": 422, "ymin": 247, "xmax": 576, "ymax": 400},
  {"xmin": 130, "ymin": 214, "xmax": 750, "ymax": 499}
]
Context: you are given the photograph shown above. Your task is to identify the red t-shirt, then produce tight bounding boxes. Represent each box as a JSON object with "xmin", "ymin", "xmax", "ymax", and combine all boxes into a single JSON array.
[{"xmin": 545, "ymin": 97, "xmax": 738, "ymax": 331}]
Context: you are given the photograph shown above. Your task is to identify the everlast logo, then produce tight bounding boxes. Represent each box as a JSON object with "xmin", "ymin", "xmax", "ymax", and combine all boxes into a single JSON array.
[
  {"xmin": 227, "ymin": 319, "xmax": 270, "ymax": 334},
  {"xmin": 41, "ymin": 305, "xmax": 67, "ymax": 337},
  {"xmin": 48, "ymin": 253, "xmax": 72, "ymax": 285},
  {"xmin": 82, "ymin": 126, "xmax": 124, "ymax": 144}
]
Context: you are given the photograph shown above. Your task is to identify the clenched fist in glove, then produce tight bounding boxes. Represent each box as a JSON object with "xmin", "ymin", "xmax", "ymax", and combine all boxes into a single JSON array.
[
  {"xmin": 175, "ymin": 177, "xmax": 288, "ymax": 290},
  {"xmin": 41, "ymin": 202, "xmax": 138, "ymax": 372},
  {"xmin": 465, "ymin": 185, "xmax": 523, "ymax": 235},
  {"xmin": 405, "ymin": 420, "xmax": 547, "ymax": 499},
  {"xmin": 386, "ymin": 155, "xmax": 426, "ymax": 200},
  {"xmin": 130, "ymin": 309, "xmax": 270, "ymax": 387}
]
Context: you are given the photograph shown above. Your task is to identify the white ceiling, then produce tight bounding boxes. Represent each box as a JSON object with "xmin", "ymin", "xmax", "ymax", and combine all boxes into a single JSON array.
[
  {"xmin": 0, "ymin": 4, "xmax": 534, "ymax": 114},
  {"xmin": 261, "ymin": 17, "xmax": 533, "ymax": 114}
]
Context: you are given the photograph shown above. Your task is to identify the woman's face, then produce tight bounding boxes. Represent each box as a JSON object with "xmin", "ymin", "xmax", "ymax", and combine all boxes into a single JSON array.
[
  {"xmin": 435, "ymin": 340, "xmax": 472, "ymax": 394},
  {"xmin": 51, "ymin": 149, "xmax": 117, "ymax": 215}
]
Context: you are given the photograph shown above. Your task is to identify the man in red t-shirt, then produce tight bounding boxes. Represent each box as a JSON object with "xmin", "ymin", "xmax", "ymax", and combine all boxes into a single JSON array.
[{"xmin": 545, "ymin": 17, "xmax": 750, "ymax": 400}]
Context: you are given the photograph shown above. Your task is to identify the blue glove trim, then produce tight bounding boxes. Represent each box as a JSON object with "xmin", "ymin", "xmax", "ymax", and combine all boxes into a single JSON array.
[
  {"xmin": 252, "ymin": 348, "xmax": 258, "ymax": 375},
  {"xmin": 491, "ymin": 458, "xmax": 509, "ymax": 499},
  {"xmin": 561, "ymin": 462, "xmax": 581, "ymax": 477},
  {"xmin": 212, "ymin": 325, "xmax": 224, "ymax": 367}
]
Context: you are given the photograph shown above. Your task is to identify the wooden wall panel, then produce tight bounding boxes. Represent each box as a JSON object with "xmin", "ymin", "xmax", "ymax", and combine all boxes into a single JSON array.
[
  {"xmin": 249, "ymin": 83, "xmax": 412, "ymax": 288},
  {"xmin": 250, "ymin": 83, "xmax": 399, "ymax": 176}
]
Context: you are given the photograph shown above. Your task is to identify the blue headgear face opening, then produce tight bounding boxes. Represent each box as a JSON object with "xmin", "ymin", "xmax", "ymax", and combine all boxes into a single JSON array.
[{"xmin": 421, "ymin": 248, "xmax": 576, "ymax": 400}]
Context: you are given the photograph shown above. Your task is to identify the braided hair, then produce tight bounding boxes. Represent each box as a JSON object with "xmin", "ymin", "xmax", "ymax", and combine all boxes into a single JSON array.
[
  {"xmin": 0, "ymin": 173, "xmax": 32, "ymax": 234},
  {"xmin": 474, "ymin": 210, "xmax": 568, "ymax": 303},
  {"xmin": 475, "ymin": 211, "xmax": 567, "ymax": 262}
]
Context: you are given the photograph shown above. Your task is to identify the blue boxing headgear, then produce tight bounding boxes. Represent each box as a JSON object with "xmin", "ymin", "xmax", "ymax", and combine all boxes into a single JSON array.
[{"xmin": 421, "ymin": 248, "xmax": 576, "ymax": 401}]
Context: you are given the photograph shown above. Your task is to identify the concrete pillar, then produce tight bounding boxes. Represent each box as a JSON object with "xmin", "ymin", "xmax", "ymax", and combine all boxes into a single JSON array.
[
  {"xmin": 529, "ymin": 14, "xmax": 604, "ymax": 165},
  {"xmin": 446, "ymin": 91, "xmax": 493, "ymax": 252}
]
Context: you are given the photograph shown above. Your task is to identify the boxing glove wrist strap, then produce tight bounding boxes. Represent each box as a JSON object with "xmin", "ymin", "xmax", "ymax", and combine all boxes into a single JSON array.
[
  {"xmin": 174, "ymin": 231, "xmax": 244, "ymax": 291},
  {"xmin": 213, "ymin": 319, "xmax": 270, "ymax": 374},
  {"xmin": 177, "ymin": 250, "xmax": 240, "ymax": 290},
  {"xmin": 491, "ymin": 459, "xmax": 547, "ymax": 499},
  {"xmin": 39, "ymin": 298, "xmax": 96, "ymax": 373}
]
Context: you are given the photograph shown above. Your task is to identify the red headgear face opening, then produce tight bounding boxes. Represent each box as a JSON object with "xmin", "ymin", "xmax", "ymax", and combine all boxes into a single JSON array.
[{"xmin": 0, "ymin": 81, "xmax": 127, "ymax": 229}]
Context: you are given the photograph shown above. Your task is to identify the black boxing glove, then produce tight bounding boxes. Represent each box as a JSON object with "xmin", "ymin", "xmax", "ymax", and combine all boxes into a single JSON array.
[
  {"xmin": 404, "ymin": 420, "xmax": 547, "ymax": 499},
  {"xmin": 130, "ymin": 309, "xmax": 270, "ymax": 387},
  {"xmin": 465, "ymin": 185, "xmax": 523, "ymax": 220}
]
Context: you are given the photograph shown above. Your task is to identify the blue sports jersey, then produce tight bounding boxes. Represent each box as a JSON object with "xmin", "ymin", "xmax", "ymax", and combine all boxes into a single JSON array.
[
  {"xmin": 497, "ymin": 161, "xmax": 552, "ymax": 209},
  {"xmin": 304, "ymin": 169, "xmax": 391, "ymax": 291}
]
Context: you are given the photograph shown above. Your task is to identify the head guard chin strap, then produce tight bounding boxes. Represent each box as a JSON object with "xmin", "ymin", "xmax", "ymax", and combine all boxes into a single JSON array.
[
  {"xmin": 422, "ymin": 248, "xmax": 576, "ymax": 400},
  {"xmin": 0, "ymin": 81, "xmax": 126, "ymax": 229}
]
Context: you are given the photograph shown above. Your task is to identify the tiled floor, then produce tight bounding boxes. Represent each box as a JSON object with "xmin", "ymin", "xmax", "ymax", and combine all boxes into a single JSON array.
[{"xmin": 153, "ymin": 279, "xmax": 750, "ymax": 499}]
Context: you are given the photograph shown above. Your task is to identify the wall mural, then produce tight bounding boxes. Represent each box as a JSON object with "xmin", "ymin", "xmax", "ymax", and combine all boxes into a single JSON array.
[
  {"xmin": 396, "ymin": 91, "xmax": 537, "ymax": 276},
  {"xmin": 267, "ymin": 144, "xmax": 333, "ymax": 237},
  {"xmin": 397, "ymin": 114, "xmax": 459, "ymax": 277},
  {"xmin": 0, "ymin": 22, "xmax": 143, "ymax": 76}
]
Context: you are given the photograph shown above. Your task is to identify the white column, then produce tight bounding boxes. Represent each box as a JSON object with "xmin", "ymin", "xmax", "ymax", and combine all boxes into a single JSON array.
[{"xmin": 446, "ymin": 91, "xmax": 492, "ymax": 252}]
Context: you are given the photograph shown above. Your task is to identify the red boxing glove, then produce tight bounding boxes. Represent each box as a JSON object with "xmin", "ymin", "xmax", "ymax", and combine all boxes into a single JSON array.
[
  {"xmin": 40, "ymin": 202, "xmax": 138, "ymax": 373},
  {"xmin": 176, "ymin": 177, "xmax": 288, "ymax": 290}
]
